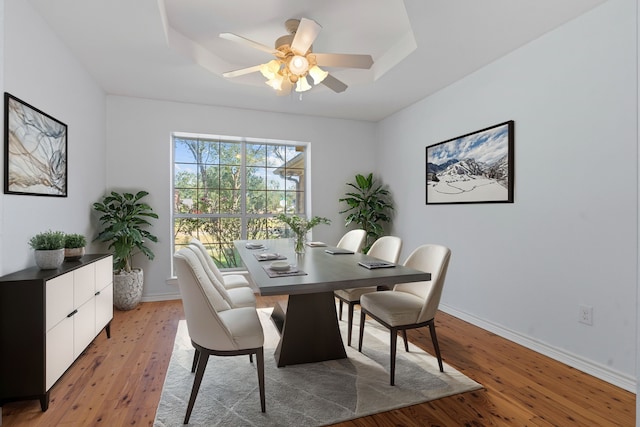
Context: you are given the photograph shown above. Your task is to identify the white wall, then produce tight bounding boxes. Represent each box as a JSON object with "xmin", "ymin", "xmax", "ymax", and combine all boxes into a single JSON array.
[
  {"xmin": 105, "ymin": 96, "xmax": 376, "ymax": 300},
  {"xmin": 378, "ymin": 0, "xmax": 637, "ymax": 391},
  {"xmin": 0, "ymin": 0, "xmax": 106, "ymax": 275}
]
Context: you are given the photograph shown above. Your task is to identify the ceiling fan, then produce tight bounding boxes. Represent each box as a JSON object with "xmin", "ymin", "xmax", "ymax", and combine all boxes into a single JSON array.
[{"xmin": 220, "ymin": 18, "xmax": 374, "ymax": 95}]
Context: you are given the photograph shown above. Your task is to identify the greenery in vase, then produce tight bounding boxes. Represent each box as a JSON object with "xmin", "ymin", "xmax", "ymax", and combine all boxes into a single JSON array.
[
  {"xmin": 274, "ymin": 213, "xmax": 331, "ymax": 239},
  {"xmin": 28, "ymin": 230, "xmax": 66, "ymax": 250},
  {"xmin": 339, "ymin": 173, "xmax": 394, "ymax": 253},
  {"xmin": 93, "ymin": 190, "xmax": 159, "ymax": 273},
  {"xmin": 64, "ymin": 233, "xmax": 87, "ymax": 249}
]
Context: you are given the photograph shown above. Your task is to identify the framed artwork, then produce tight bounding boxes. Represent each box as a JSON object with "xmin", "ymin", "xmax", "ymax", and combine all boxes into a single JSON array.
[
  {"xmin": 426, "ymin": 120, "xmax": 514, "ymax": 205},
  {"xmin": 4, "ymin": 93, "xmax": 68, "ymax": 197}
]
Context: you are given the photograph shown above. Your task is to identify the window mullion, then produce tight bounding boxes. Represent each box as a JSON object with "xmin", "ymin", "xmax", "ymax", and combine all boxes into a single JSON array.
[{"xmin": 240, "ymin": 141, "xmax": 247, "ymax": 240}]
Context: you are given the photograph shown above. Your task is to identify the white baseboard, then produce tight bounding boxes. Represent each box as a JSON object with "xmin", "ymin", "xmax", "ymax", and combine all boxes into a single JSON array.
[
  {"xmin": 141, "ymin": 292, "xmax": 181, "ymax": 302},
  {"xmin": 439, "ymin": 303, "xmax": 636, "ymax": 393}
]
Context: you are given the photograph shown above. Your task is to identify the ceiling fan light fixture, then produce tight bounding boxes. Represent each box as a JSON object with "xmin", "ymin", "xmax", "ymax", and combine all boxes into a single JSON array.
[
  {"xmin": 295, "ymin": 76, "xmax": 312, "ymax": 92},
  {"xmin": 288, "ymin": 55, "xmax": 309, "ymax": 75},
  {"xmin": 260, "ymin": 59, "xmax": 281, "ymax": 80},
  {"xmin": 265, "ymin": 74, "xmax": 284, "ymax": 90},
  {"xmin": 308, "ymin": 65, "xmax": 328, "ymax": 85}
]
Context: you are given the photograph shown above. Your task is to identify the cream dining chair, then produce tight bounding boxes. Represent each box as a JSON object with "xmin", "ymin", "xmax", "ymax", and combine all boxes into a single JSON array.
[
  {"xmin": 186, "ymin": 244, "xmax": 256, "ymax": 308},
  {"xmin": 336, "ymin": 229, "xmax": 367, "ymax": 253},
  {"xmin": 358, "ymin": 244, "xmax": 451, "ymax": 385},
  {"xmin": 334, "ymin": 235, "xmax": 403, "ymax": 346},
  {"xmin": 174, "ymin": 248, "xmax": 265, "ymax": 423},
  {"xmin": 189, "ymin": 238, "xmax": 251, "ymax": 290}
]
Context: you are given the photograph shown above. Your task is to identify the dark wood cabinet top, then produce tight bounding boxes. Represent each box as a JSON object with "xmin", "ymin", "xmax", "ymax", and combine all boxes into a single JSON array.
[{"xmin": 0, "ymin": 254, "xmax": 111, "ymax": 283}]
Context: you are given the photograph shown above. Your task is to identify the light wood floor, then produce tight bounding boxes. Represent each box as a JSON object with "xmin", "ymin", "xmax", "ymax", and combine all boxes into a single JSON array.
[{"xmin": 1, "ymin": 297, "xmax": 635, "ymax": 426}]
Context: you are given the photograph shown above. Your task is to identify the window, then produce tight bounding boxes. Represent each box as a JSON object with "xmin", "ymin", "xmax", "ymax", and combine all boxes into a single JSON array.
[{"xmin": 173, "ymin": 133, "xmax": 307, "ymax": 269}]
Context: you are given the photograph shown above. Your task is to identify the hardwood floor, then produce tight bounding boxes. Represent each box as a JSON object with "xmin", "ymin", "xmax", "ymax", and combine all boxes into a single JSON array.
[{"xmin": 1, "ymin": 297, "xmax": 635, "ymax": 426}]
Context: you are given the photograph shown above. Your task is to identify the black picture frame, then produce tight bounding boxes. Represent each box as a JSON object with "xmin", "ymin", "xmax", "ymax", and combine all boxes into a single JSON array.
[
  {"xmin": 426, "ymin": 120, "xmax": 514, "ymax": 205},
  {"xmin": 4, "ymin": 93, "xmax": 68, "ymax": 197}
]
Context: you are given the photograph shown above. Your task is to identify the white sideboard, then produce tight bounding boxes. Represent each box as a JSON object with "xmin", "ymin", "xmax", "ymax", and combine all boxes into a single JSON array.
[{"xmin": 0, "ymin": 254, "xmax": 113, "ymax": 411}]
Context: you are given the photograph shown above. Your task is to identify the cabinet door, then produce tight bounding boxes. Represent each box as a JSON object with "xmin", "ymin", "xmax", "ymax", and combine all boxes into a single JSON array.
[
  {"xmin": 95, "ymin": 283, "xmax": 113, "ymax": 334},
  {"xmin": 74, "ymin": 298, "xmax": 96, "ymax": 358},
  {"xmin": 46, "ymin": 316, "xmax": 74, "ymax": 390},
  {"xmin": 74, "ymin": 263, "xmax": 96, "ymax": 307},
  {"xmin": 95, "ymin": 256, "xmax": 113, "ymax": 290},
  {"xmin": 46, "ymin": 274, "xmax": 74, "ymax": 332}
]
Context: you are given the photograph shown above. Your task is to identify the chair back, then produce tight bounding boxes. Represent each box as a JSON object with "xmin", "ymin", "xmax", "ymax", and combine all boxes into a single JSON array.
[
  {"xmin": 186, "ymin": 244, "xmax": 235, "ymax": 306},
  {"xmin": 189, "ymin": 238, "xmax": 226, "ymax": 284},
  {"xmin": 367, "ymin": 236, "xmax": 403, "ymax": 263},
  {"xmin": 394, "ymin": 244, "xmax": 451, "ymax": 323},
  {"xmin": 337, "ymin": 229, "xmax": 367, "ymax": 253},
  {"xmin": 174, "ymin": 248, "xmax": 241, "ymax": 351}
]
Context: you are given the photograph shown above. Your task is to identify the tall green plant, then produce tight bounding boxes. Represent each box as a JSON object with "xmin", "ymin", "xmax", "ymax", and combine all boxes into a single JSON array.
[
  {"xmin": 93, "ymin": 190, "xmax": 159, "ymax": 273},
  {"xmin": 339, "ymin": 173, "xmax": 394, "ymax": 253}
]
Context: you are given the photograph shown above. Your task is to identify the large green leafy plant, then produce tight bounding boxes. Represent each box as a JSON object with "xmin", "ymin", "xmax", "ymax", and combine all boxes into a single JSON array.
[
  {"xmin": 339, "ymin": 173, "xmax": 394, "ymax": 253},
  {"xmin": 93, "ymin": 190, "xmax": 159, "ymax": 273}
]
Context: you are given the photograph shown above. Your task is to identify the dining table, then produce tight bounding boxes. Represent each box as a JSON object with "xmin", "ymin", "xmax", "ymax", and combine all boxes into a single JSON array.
[{"xmin": 234, "ymin": 238, "xmax": 431, "ymax": 367}]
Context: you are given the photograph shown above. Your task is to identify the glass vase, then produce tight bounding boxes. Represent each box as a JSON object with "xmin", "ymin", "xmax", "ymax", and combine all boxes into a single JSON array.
[{"xmin": 294, "ymin": 234, "xmax": 306, "ymax": 254}]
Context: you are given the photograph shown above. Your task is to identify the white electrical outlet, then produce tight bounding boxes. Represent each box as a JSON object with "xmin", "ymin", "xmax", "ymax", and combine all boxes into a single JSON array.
[{"xmin": 579, "ymin": 305, "xmax": 593, "ymax": 325}]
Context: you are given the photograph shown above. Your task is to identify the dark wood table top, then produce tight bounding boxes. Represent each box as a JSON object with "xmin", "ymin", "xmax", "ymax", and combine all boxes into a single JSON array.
[{"xmin": 234, "ymin": 239, "xmax": 431, "ymax": 296}]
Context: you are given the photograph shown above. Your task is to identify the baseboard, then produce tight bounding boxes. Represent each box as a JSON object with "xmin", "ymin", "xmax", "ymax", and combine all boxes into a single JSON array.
[
  {"xmin": 439, "ymin": 303, "xmax": 636, "ymax": 393},
  {"xmin": 141, "ymin": 293, "xmax": 181, "ymax": 303}
]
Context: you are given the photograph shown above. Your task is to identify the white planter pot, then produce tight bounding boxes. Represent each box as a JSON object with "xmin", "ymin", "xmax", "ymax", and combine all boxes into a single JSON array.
[
  {"xmin": 34, "ymin": 249, "xmax": 65, "ymax": 270},
  {"xmin": 113, "ymin": 268, "xmax": 144, "ymax": 311}
]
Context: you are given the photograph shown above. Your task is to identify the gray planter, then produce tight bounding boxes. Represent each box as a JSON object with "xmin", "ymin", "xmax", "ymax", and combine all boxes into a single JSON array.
[
  {"xmin": 34, "ymin": 249, "xmax": 65, "ymax": 270},
  {"xmin": 113, "ymin": 268, "xmax": 144, "ymax": 310}
]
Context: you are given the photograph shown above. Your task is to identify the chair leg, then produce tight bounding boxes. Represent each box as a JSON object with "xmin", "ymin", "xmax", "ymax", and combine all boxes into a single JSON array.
[
  {"xmin": 256, "ymin": 347, "xmax": 266, "ymax": 413},
  {"xmin": 338, "ymin": 299, "xmax": 343, "ymax": 320},
  {"xmin": 191, "ymin": 349, "xmax": 200, "ymax": 373},
  {"xmin": 358, "ymin": 310, "xmax": 366, "ymax": 352},
  {"xmin": 428, "ymin": 320, "xmax": 444, "ymax": 372},
  {"xmin": 347, "ymin": 302, "xmax": 355, "ymax": 346},
  {"xmin": 390, "ymin": 327, "xmax": 397, "ymax": 386},
  {"xmin": 402, "ymin": 330, "xmax": 409, "ymax": 352},
  {"xmin": 184, "ymin": 352, "xmax": 209, "ymax": 424}
]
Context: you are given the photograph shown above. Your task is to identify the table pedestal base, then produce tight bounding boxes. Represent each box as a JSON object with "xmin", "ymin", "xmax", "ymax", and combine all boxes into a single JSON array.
[{"xmin": 271, "ymin": 292, "xmax": 347, "ymax": 367}]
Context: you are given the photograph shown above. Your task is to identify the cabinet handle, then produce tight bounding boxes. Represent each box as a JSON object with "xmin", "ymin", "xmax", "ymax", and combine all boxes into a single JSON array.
[{"xmin": 67, "ymin": 309, "xmax": 78, "ymax": 318}]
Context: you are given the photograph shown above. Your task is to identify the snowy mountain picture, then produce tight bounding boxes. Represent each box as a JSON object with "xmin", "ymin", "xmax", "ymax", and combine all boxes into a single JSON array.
[{"xmin": 426, "ymin": 121, "xmax": 514, "ymax": 204}]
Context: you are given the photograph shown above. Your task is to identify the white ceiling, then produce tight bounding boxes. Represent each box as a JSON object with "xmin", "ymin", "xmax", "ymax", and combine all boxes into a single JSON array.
[{"xmin": 27, "ymin": 0, "xmax": 606, "ymax": 122}]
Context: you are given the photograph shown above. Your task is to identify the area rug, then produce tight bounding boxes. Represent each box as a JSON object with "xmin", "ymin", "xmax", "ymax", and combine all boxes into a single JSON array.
[{"xmin": 154, "ymin": 308, "xmax": 482, "ymax": 426}]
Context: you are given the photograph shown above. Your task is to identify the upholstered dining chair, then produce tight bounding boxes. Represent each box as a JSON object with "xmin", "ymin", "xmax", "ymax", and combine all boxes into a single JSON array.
[
  {"xmin": 336, "ymin": 229, "xmax": 367, "ymax": 253},
  {"xmin": 358, "ymin": 244, "xmax": 451, "ymax": 386},
  {"xmin": 189, "ymin": 238, "xmax": 251, "ymax": 290},
  {"xmin": 334, "ymin": 235, "xmax": 403, "ymax": 346},
  {"xmin": 186, "ymin": 245, "xmax": 256, "ymax": 308},
  {"xmin": 174, "ymin": 248, "xmax": 265, "ymax": 424}
]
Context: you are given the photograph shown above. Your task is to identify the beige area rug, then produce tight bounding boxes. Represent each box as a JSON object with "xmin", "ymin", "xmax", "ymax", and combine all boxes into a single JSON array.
[{"xmin": 154, "ymin": 308, "xmax": 482, "ymax": 426}]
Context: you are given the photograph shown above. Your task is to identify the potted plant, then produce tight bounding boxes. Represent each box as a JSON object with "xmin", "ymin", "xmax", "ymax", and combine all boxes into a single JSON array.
[
  {"xmin": 339, "ymin": 173, "xmax": 394, "ymax": 253},
  {"xmin": 64, "ymin": 233, "xmax": 87, "ymax": 261},
  {"xmin": 29, "ymin": 230, "xmax": 66, "ymax": 269},
  {"xmin": 274, "ymin": 213, "xmax": 331, "ymax": 253},
  {"xmin": 93, "ymin": 190, "xmax": 158, "ymax": 310}
]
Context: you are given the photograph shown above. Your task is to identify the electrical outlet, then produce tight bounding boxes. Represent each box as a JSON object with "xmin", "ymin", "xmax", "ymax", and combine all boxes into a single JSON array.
[{"xmin": 579, "ymin": 305, "xmax": 593, "ymax": 325}]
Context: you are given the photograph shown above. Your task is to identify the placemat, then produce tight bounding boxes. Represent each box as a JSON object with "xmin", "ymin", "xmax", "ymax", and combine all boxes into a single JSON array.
[
  {"xmin": 254, "ymin": 253, "xmax": 287, "ymax": 261},
  {"xmin": 261, "ymin": 265, "xmax": 307, "ymax": 278}
]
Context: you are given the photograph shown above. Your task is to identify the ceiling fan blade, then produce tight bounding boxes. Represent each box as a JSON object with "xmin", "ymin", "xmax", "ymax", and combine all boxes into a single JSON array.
[
  {"xmin": 219, "ymin": 32, "xmax": 279, "ymax": 56},
  {"xmin": 277, "ymin": 80, "xmax": 293, "ymax": 96},
  {"xmin": 314, "ymin": 53, "xmax": 374, "ymax": 69},
  {"xmin": 321, "ymin": 74, "xmax": 348, "ymax": 93},
  {"xmin": 290, "ymin": 18, "xmax": 322, "ymax": 55},
  {"xmin": 222, "ymin": 64, "xmax": 263, "ymax": 78}
]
